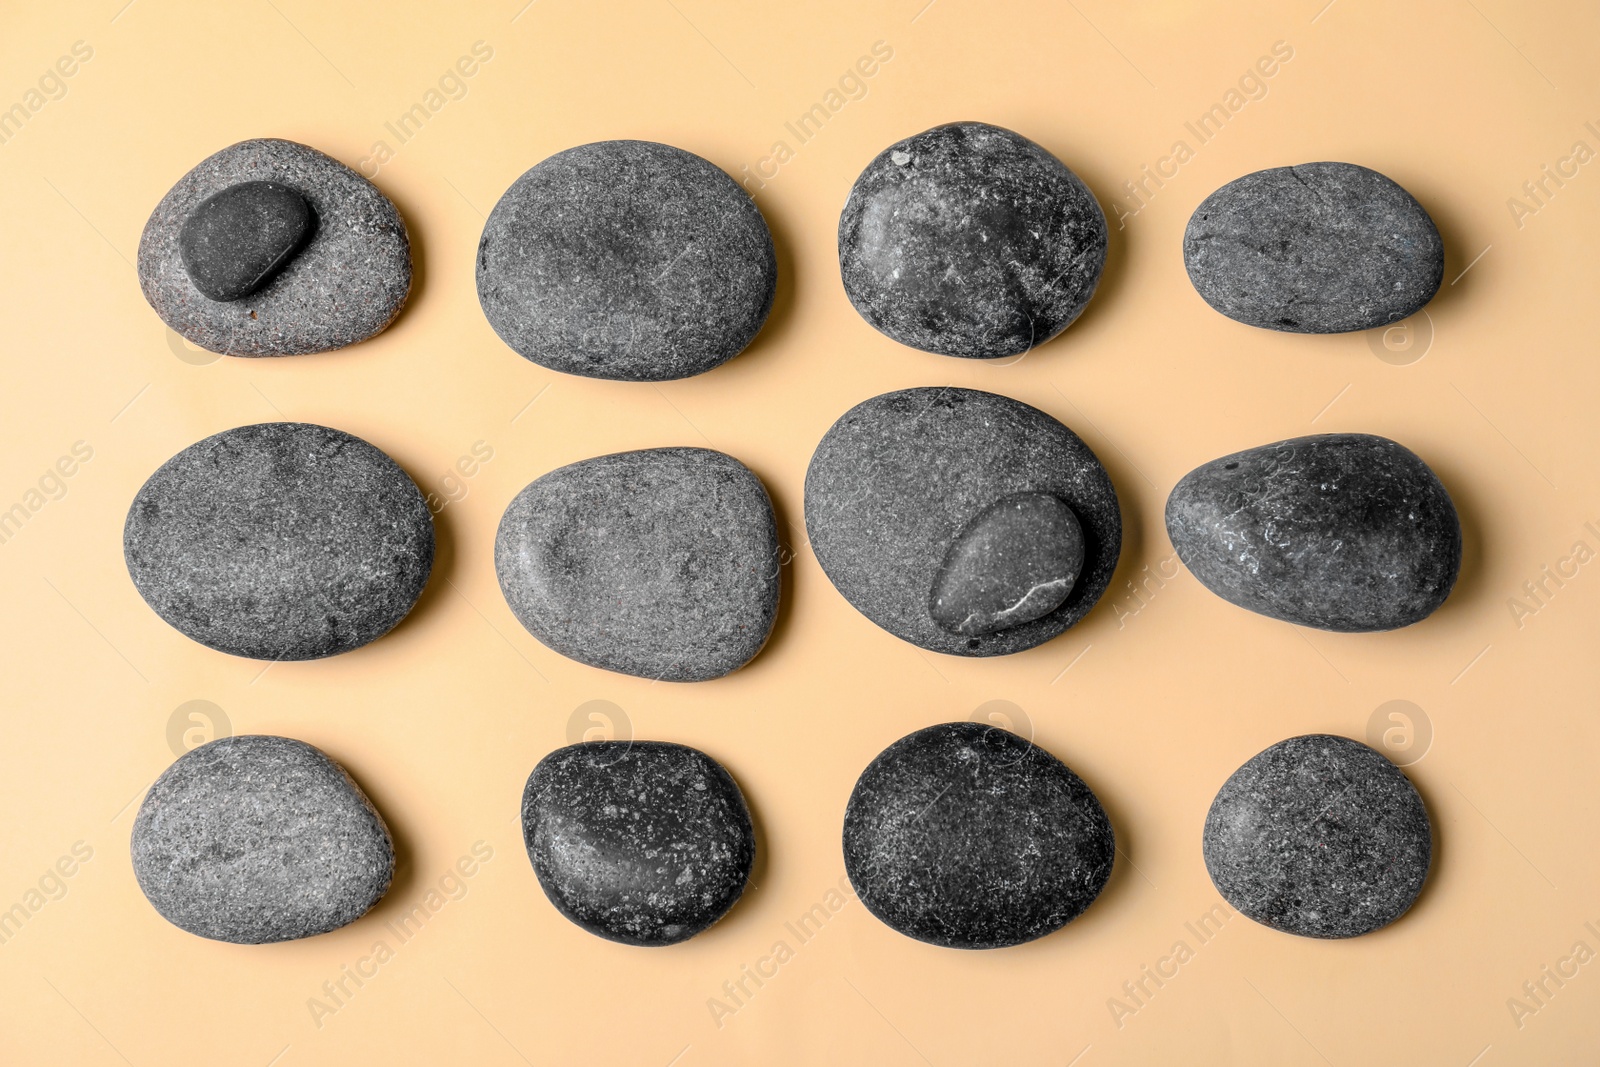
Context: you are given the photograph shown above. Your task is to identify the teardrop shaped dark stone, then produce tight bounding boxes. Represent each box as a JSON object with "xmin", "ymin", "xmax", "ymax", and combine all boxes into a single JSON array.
[{"xmin": 179, "ymin": 180, "xmax": 315, "ymax": 301}]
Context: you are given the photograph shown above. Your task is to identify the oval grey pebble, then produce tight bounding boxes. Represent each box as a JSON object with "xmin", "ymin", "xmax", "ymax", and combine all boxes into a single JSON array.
[
  {"xmin": 522, "ymin": 741, "xmax": 754, "ymax": 946},
  {"xmin": 1203, "ymin": 734, "xmax": 1432, "ymax": 938},
  {"xmin": 477, "ymin": 140, "xmax": 777, "ymax": 381},
  {"xmin": 838, "ymin": 121, "xmax": 1107, "ymax": 359},
  {"xmin": 929, "ymin": 491, "xmax": 1084, "ymax": 636},
  {"xmin": 178, "ymin": 180, "xmax": 315, "ymax": 302},
  {"xmin": 124, "ymin": 422, "xmax": 434, "ymax": 660},
  {"xmin": 1164, "ymin": 433, "xmax": 1461, "ymax": 632},
  {"xmin": 843, "ymin": 722, "xmax": 1115, "ymax": 949},
  {"xmin": 1182, "ymin": 162, "xmax": 1443, "ymax": 333},
  {"xmin": 132, "ymin": 735, "xmax": 395, "ymax": 944}
]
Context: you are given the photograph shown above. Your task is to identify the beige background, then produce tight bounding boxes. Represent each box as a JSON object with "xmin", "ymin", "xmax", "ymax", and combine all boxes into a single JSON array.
[{"xmin": 2, "ymin": 0, "xmax": 1598, "ymax": 1062}]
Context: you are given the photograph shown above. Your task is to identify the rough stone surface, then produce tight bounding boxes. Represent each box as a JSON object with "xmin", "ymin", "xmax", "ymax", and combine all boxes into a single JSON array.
[
  {"xmin": 495, "ymin": 447, "xmax": 779, "ymax": 681},
  {"xmin": 838, "ymin": 121, "xmax": 1107, "ymax": 359},
  {"xmin": 1183, "ymin": 162, "xmax": 1443, "ymax": 333},
  {"xmin": 930, "ymin": 491, "xmax": 1084, "ymax": 636},
  {"xmin": 477, "ymin": 140, "xmax": 777, "ymax": 381},
  {"xmin": 1165, "ymin": 433, "xmax": 1461, "ymax": 632},
  {"xmin": 1204, "ymin": 734, "xmax": 1432, "ymax": 939},
  {"xmin": 139, "ymin": 138, "xmax": 412, "ymax": 356},
  {"xmin": 124, "ymin": 422, "xmax": 434, "ymax": 660},
  {"xmin": 132, "ymin": 735, "xmax": 395, "ymax": 944},
  {"xmin": 805, "ymin": 387, "xmax": 1119, "ymax": 656},
  {"xmin": 843, "ymin": 722, "xmax": 1114, "ymax": 949},
  {"xmin": 178, "ymin": 181, "xmax": 315, "ymax": 301},
  {"xmin": 522, "ymin": 741, "xmax": 755, "ymax": 946}
]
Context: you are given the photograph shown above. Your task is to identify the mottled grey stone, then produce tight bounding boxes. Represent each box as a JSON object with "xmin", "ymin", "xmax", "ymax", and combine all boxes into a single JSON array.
[
  {"xmin": 1183, "ymin": 162, "xmax": 1443, "ymax": 333},
  {"xmin": 124, "ymin": 422, "xmax": 434, "ymax": 660},
  {"xmin": 930, "ymin": 491, "xmax": 1083, "ymax": 636},
  {"xmin": 522, "ymin": 741, "xmax": 754, "ymax": 946},
  {"xmin": 132, "ymin": 735, "xmax": 395, "ymax": 944},
  {"xmin": 178, "ymin": 181, "xmax": 315, "ymax": 301},
  {"xmin": 495, "ymin": 447, "xmax": 779, "ymax": 681},
  {"xmin": 805, "ymin": 387, "xmax": 1119, "ymax": 656},
  {"xmin": 139, "ymin": 138, "xmax": 412, "ymax": 356},
  {"xmin": 477, "ymin": 140, "xmax": 776, "ymax": 381},
  {"xmin": 1204, "ymin": 734, "xmax": 1432, "ymax": 939},
  {"xmin": 1165, "ymin": 433, "xmax": 1461, "ymax": 632},
  {"xmin": 838, "ymin": 121, "xmax": 1107, "ymax": 359},
  {"xmin": 843, "ymin": 722, "xmax": 1114, "ymax": 949}
]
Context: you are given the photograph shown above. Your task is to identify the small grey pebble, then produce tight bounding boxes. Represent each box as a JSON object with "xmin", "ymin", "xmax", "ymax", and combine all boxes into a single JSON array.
[
  {"xmin": 495, "ymin": 447, "xmax": 779, "ymax": 681},
  {"xmin": 522, "ymin": 741, "xmax": 754, "ymax": 946},
  {"xmin": 132, "ymin": 735, "xmax": 395, "ymax": 944},
  {"xmin": 930, "ymin": 491, "xmax": 1084, "ymax": 636},
  {"xmin": 805, "ymin": 387, "xmax": 1119, "ymax": 656},
  {"xmin": 1204, "ymin": 734, "xmax": 1432, "ymax": 939},
  {"xmin": 1183, "ymin": 162, "xmax": 1443, "ymax": 333},
  {"xmin": 139, "ymin": 138, "xmax": 412, "ymax": 356},
  {"xmin": 178, "ymin": 181, "xmax": 315, "ymax": 301},
  {"xmin": 843, "ymin": 722, "xmax": 1114, "ymax": 949},
  {"xmin": 838, "ymin": 121, "xmax": 1107, "ymax": 359},
  {"xmin": 476, "ymin": 140, "xmax": 776, "ymax": 381},
  {"xmin": 1165, "ymin": 433, "xmax": 1461, "ymax": 631},
  {"xmin": 124, "ymin": 422, "xmax": 434, "ymax": 660}
]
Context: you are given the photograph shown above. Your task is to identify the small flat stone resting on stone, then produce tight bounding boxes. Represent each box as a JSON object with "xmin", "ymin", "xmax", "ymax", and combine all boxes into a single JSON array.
[
  {"xmin": 522, "ymin": 741, "xmax": 755, "ymax": 946},
  {"xmin": 178, "ymin": 181, "xmax": 315, "ymax": 301},
  {"xmin": 132, "ymin": 735, "xmax": 395, "ymax": 944},
  {"xmin": 124, "ymin": 422, "xmax": 435, "ymax": 660},
  {"xmin": 1164, "ymin": 433, "xmax": 1461, "ymax": 631},
  {"xmin": 805, "ymin": 387, "xmax": 1120, "ymax": 656},
  {"xmin": 1182, "ymin": 162, "xmax": 1444, "ymax": 333},
  {"xmin": 477, "ymin": 140, "xmax": 777, "ymax": 381},
  {"xmin": 838, "ymin": 121, "xmax": 1108, "ymax": 358},
  {"xmin": 495, "ymin": 447, "xmax": 779, "ymax": 681},
  {"xmin": 843, "ymin": 722, "xmax": 1114, "ymax": 949},
  {"xmin": 1204, "ymin": 734, "xmax": 1432, "ymax": 938}
]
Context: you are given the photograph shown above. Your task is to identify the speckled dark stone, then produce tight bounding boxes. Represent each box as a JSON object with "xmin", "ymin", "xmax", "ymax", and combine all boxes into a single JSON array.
[
  {"xmin": 522, "ymin": 741, "xmax": 755, "ymax": 946},
  {"xmin": 930, "ymin": 491, "xmax": 1084, "ymax": 636},
  {"xmin": 178, "ymin": 181, "xmax": 315, "ymax": 301},
  {"xmin": 1165, "ymin": 433, "xmax": 1460, "ymax": 632},
  {"xmin": 139, "ymin": 138, "xmax": 412, "ymax": 356},
  {"xmin": 124, "ymin": 423, "xmax": 434, "ymax": 660},
  {"xmin": 132, "ymin": 735, "xmax": 395, "ymax": 944},
  {"xmin": 1204, "ymin": 734, "xmax": 1432, "ymax": 939},
  {"xmin": 1183, "ymin": 162, "xmax": 1443, "ymax": 333},
  {"xmin": 495, "ymin": 447, "xmax": 779, "ymax": 681},
  {"xmin": 838, "ymin": 121, "xmax": 1107, "ymax": 359},
  {"xmin": 477, "ymin": 140, "xmax": 776, "ymax": 381},
  {"xmin": 805, "ymin": 387, "xmax": 1119, "ymax": 656},
  {"xmin": 843, "ymin": 722, "xmax": 1114, "ymax": 949}
]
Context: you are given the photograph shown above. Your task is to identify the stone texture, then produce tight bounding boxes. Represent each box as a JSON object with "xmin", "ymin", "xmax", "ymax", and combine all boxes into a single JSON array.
[
  {"xmin": 838, "ymin": 121, "xmax": 1107, "ymax": 359},
  {"xmin": 124, "ymin": 422, "xmax": 434, "ymax": 660},
  {"xmin": 1183, "ymin": 162, "xmax": 1443, "ymax": 333},
  {"xmin": 1204, "ymin": 734, "xmax": 1432, "ymax": 939},
  {"xmin": 495, "ymin": 447, "xmax": 779, "ymax": 681},
  {"xmin": 843, "ymin": 722, "xmax": 1114, "ymax": 949},
  {"xmin": 929, "ymin": 491, "xmax": 1084, "ymax": 636},
  {"xmin": 522, "ymin": 741, "xmax": 754, "ymax": 946},
  {"xmin": 179, "ymin": 181, "xmax": 315, "ymax": 301},
  {"xmin": 477, "ymin": 140, "xmax": 777, "ymax": 381},
  {"xmin": 1165, "ymin": 433, "xmax": 1461, "ymax": 632},
  {"xmin": 805, "ymin": 387, "xmax": 1119, "ymax": 656},
  {"xmin": 132, "ymin": 735, "xmax": 395, "ymax": 944},
  {"xmin": 139, "ymin": 138, "xmax": 412, "ymax": 356}
]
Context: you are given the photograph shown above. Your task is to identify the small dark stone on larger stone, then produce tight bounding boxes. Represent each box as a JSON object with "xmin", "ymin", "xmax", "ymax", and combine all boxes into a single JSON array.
[
  {"xmin": 1204, "ymin": 734, "xmax": 1432, "ymax": 939},
  {"xmin": 1164, "ymin": 433, "xmax": 1461, "ymax": 632},
  {"xmin": 522, "ymin": 741, "xmax": 755, "ymax": 946},
  {"xmin": 930, "ymin": 492, "xmax": 1083, "ymax": 636},
  {"xmin": 179, "ymin": 181, "xmax": 315, "ymax": 301},
  {"xmin": 843, "ymin": 722, "xmax": 1114, "ymax": 949}
]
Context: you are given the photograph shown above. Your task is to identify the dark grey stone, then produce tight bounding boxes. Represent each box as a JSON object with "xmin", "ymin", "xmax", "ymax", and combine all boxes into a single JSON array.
[
  {"xmin": 132, "ymin": 735, "xmax": 395, "ymax": 944},
  {"xmin": 139, "ymin": 138, "xmax": 412, "ymax": 356},
  {"xmin": 1165, "ymin": 433, "xmax": 1461, "ymax": 632},
  {"xmin": 1183, "ymin": 162, "xmax": 1443, "ymax": 333},
  {"xmin": 522, "ymin": 741, "xmax": 754, "ymax": 946},
  {"xmin": 124, "ymin": 422, "xmax": 434, "ymax": 660},
  {"xmin": 838, "ymin": 121, "xmax": 1107, "ymax": 359},
  {"xmin": 1204, "ymin": 734, "xmax": 1432, "ymax": 939},
  {"xmin": 930, "ymin": 491, "xmax": 1083, "ymax": 636},
  {"xmin": 843, "ymin": 722, "xmax": 1114, "ymax": 949},
  {"xmin": 495, "ymin": 447, "xmax": 779, "ymax": 681},
  {"xmin": 178, "ymin": 181, "xmax": 315, "ymax": 301},
  {"xmin": 805, "ymin": 387, "xmax": 1120, "ymax": 656},
  {"xmin": 477, "ymin": 140, "xmax": 776, "ymax": 381}
]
